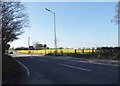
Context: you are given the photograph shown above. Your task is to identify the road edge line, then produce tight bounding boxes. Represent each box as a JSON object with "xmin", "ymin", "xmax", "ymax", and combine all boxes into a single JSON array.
[{"xmin": 15, "ymin": 59, "xmax": 30, "ymax": 77}]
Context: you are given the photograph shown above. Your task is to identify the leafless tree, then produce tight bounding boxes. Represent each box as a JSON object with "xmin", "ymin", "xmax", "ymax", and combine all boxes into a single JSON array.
[
  {"xmin": 1, "ymin": 2, "xmax": 29, "ymax": 53},
  {"xmin": 112, "ymin": 1, "xmax": 120, "ymax": 24}
]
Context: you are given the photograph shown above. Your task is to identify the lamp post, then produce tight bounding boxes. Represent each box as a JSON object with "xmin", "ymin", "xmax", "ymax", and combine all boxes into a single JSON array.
[
  {"xmin": 45, "ymin": 8, "xmax": 57, "ymax": 55},
  {"xmin": 28, "ymin": 37, "xmax": 30, "ymax": 48},
  {"xmin": 28, "ymin": 37, "xmax": 31, "ymax": 54}
]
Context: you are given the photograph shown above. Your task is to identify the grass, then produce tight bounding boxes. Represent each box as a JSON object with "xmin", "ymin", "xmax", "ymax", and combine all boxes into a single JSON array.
[
  {"xmin": 16, "ymin": 49, "xmax": 96, "ymax": 54},
  {"xmin": 45, "ymin": 52, "xmax": 119, "ymax": 60},
  {"xmin": 2, "ymin": 54, "xmax": 26, "ymax": 84}
]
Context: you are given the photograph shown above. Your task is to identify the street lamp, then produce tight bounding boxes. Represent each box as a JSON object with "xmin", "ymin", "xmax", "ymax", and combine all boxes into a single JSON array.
[
  {"xmin": 45, "ymin": 8, "xmax": 57, "ymax": 55},
  {"xmin": 28, "ymin": 37, "xmax": 31, "ymax": 54},
  {"xmin": 28, "ymin": 37, "xmax": 30, "ymax": 49}
]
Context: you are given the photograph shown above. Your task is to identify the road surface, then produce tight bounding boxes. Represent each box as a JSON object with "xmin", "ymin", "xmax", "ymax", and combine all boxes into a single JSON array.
[{"xmin": 13, "ymin": 55, "xmax": 118, "ymax": 84}]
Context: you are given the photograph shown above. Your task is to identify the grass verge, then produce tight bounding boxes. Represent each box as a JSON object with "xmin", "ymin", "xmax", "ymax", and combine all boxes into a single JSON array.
[
  {"xmin": 45, "ymin": 53, "xmax": 119, "ymax": 60},
  {"xmin": 2, "ymin": 54, "xmax": 26, "ymax": 84}
]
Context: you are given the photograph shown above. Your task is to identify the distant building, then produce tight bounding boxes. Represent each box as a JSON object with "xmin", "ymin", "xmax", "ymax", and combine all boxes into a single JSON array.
[{"xmin": 29, "ymin": 46, "xmax": 35, "ymax": 50}]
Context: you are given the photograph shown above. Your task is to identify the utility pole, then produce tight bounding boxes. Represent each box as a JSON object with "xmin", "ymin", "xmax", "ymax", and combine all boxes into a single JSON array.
[
  {"xmin": 45, "ymin": 8, "xmax": 57, "ymax": 55},
  {"xmin": 28, "ymin": 37, "xmax": 30, "ymax": 49},
  {"xmin": 28, "ymin": 37, "xmax": 31, "ymax": 54}
]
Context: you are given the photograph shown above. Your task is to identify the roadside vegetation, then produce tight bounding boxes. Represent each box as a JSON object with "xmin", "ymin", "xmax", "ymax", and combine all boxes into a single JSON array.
[
  {"xmin": 1, "ymin": 2, "xmax": 29, "ymax": 84},
  {"xmin": 63, "ymin": 47, "xmax": 120, "ymax": 60},
  {"xmin": 58, "ymin": 47, "xmax": 119, "ymax": 60},
  {"xmin": 15, "ymin": 47, "xmax": 119, "ymax": 60},
  {"xmin": 2, "ymin": 54, "xmax": 26, "ymax": 84}
]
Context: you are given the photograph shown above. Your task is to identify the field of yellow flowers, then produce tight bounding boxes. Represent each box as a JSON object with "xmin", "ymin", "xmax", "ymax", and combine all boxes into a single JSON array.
[{"xmin": 17, "ymin": 49, "xmax": 96, "ymax": 55}]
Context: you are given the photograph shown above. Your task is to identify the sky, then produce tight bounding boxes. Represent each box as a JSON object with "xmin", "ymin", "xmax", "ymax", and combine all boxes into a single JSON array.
[
  {"xmin": 20, "ymin": 0, "xmax": 118, "ymax": 2},
  {"xmin": 9, "ymin": 2, "xmax": 118, "ymax": 49}
]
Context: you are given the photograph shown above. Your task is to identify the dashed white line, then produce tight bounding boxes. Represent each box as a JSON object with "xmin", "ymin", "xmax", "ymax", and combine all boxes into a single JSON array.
[
  {"xmin": 58, "ymin": 63, "xmax": 92, "ymax": 72},
  {"xmin": 67, "ymin": 62, "xmax": 72, "ymax": 63},
  {"xmin": 61, "ymin": 59, "xmax": 118, "ymax": 67},
  {"xmin": 38, "ymin": 59, "xmax": 49, "ymax": 62},
  {"xmin": 30, "ymin": 57, "xmax": 49, "ymax": 62}
]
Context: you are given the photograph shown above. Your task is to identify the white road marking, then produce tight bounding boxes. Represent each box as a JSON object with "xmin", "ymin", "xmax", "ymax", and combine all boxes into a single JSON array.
[
  {"xmin": 64, "ymin": 57, "xmax": 72, "ymax": 58},
  {"xmin": 38, "ymin": 59, "xmax": 49, "ymax": 62},
  {"xmin": 89, "ymin": 62, "xmax": 119, "ymax": 67},
  {"xmin": 71, "ymin": 60, "xmax": 87, "ymax": 63},
  {"xmin": 30, "ymin": 57, "xmax": 49, "ymax": 62},
  {"xmin": 67, "ymin": 62, "xmax": 72, "ymax": 63},
  {"xmin": 61, "ymin": 59, "xmax": 118, "ymax": 67},
  {"xmin": 15, "ymin": 60, "xmax": 30, "ymax": 76},
  {"xmin": 58, "ymin": 63, "xmax": 92, "ymax": 72}
]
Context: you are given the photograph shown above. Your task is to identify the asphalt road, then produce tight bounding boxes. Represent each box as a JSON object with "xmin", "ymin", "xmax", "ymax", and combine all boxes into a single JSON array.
[{"xmin": 14, "ymin": 56, "xmax": 118, "ymax": 84}]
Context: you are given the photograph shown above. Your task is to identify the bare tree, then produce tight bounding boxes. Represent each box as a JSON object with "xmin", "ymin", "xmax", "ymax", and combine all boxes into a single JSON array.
[
  {"xmin": 1, "ymin": 2, "xmax": 29, "ymax": 53},
  {"xmin": 0, "ymin": 1, "xmax": 2, "ymax": 49},
  {"xmin": 33, "ymin": 42, "xmax": 43, "ymax": 50},
  {"xmin": 112, "ymin": 1, "xmax": 120, "ymax": 24},
  {"xmin": 111, "ymin": 1, "xmax": 120, "ymax": 47}
]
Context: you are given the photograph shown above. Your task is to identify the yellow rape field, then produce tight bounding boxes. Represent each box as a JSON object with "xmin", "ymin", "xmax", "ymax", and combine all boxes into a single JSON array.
[{"xmin": 17, "ymin": 49, "xmax": 96, "ymax": 55}]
